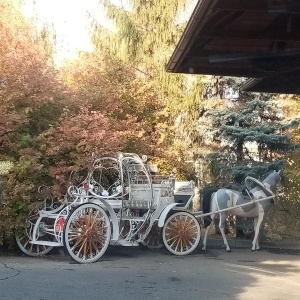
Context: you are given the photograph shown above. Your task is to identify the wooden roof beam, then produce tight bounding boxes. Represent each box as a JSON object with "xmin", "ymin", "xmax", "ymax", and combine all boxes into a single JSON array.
[
  {"xmin": 196, "ymin": 29, "xmax": 300, "ymax": 42},
  {"xmin": 214, "ymin": 0, "xmax": 300, "ymax": 14},
  {"xmin": 179, "ymin": 57, "xmax": 266, "ymax": 77}
]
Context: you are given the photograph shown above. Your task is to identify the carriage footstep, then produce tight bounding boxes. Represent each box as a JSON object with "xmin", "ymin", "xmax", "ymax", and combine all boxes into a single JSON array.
[{"xmin": 118, "ymin": 239, "xmax": 139, "ymax": 247}]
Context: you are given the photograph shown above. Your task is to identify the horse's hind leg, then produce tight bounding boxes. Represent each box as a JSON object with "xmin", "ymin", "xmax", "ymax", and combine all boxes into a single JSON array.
[
  {"xmin": 202, "ymin": 225, "xmax": 210, "ymax": 251},
  {"xmin": 219, "ymin": 213, "xmax": 231, "ymax": 252},
  {"xmin": 202, "ymin": 215, "xmax": 214, "ymax": 251}
]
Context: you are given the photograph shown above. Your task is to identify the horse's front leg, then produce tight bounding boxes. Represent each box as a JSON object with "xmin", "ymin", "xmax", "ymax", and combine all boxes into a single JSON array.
[
  {"xmin": 253, "ymin": 217, "xmax": 260, "ymax": 250},
  {"xmin": 219, "ymin": 213, "xmax": 231, "ymax": 252},
  {"xmin": 252, "ymin": 211, "xmax": 264, "ymax": 251}
]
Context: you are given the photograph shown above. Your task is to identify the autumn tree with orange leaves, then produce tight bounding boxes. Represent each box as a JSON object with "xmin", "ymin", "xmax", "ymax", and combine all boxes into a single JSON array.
[{"xmin": 0, "ymin": 1, "xmax": 166, "ymax": 246}]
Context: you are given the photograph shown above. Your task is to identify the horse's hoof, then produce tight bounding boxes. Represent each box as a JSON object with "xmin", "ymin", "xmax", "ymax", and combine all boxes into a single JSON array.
[{"xmin": 226, "ymin": 249, "xmax": 231, "ymax": 252}]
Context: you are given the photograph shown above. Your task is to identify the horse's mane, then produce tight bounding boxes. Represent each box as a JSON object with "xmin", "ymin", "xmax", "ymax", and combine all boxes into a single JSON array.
[
  {"xmin": 202, "ymin": 186, "xmax": 218, "ymax": 228},
  {"xmin": 202, "ymin": 187, "xmax": 218, "ymax": 213}
]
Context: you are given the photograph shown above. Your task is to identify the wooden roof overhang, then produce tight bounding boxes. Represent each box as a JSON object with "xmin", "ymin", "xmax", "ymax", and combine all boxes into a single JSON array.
[{"xmin": 166, "ymin": 0, "xmax": 300, "ymax": 94}]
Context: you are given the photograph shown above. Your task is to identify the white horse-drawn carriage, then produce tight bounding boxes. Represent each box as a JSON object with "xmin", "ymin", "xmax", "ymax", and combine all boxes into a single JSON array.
[
  {"xmin": 15, "ymin": 152, "xmax": 282, "ymax": 263},
  {"xmin": 16, "ymin": 153, "xmax": 200, "ymax": 263}
]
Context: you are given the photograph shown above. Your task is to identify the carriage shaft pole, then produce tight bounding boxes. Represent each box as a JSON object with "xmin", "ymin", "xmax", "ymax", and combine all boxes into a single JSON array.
[{"xmin": 193, "ymin": 193, "xmax": 283, "ymax": 218}]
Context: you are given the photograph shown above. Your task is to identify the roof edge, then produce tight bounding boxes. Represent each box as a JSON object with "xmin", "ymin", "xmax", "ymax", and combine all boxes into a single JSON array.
[{"xmin": 166, "ymin": 0, "xmax": 218, "ymax": 73}]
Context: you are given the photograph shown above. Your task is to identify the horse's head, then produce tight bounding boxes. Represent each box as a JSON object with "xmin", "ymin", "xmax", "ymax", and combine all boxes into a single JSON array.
[{"xmin": 262, "ymin": 170, "xmax": 282, "ymax": 194}]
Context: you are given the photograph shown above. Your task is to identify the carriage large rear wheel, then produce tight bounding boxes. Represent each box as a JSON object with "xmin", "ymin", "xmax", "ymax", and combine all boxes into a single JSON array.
[
  {"xmin": 63, "ymin": 203, "xmax": 111, "ymax": 263},
  {"xmin": 162, "ymin": 211, "xmax": 200, "ymax": 255}
]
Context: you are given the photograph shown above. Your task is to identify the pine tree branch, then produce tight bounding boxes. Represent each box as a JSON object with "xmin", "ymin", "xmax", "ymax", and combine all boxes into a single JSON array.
[{"xmin": 129, "ymin": 65, "xmax": 152, "ymax": 79}]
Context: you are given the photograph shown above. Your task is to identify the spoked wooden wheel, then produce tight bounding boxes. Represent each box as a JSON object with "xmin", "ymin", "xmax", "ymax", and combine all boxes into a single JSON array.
[
  {"xmin": 162, "ymin": 211, "xmax": 201, "ymax": 255},
  {"xmin": 63, "ymin": 203, "xmax": 111, "ymax": 263},
  {"xmin": 15, "ymin": 214, "xmax": 53, "ymax": 256},
  {"xmin": 141, "ymin": 222, "xmax": 163, "ymax": 249}
]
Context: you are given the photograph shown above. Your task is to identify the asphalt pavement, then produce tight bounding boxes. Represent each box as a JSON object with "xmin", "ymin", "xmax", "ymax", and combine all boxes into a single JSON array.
[{"xmin": 1, "ymin": 245, "xmax": 300, "ymax": 300}]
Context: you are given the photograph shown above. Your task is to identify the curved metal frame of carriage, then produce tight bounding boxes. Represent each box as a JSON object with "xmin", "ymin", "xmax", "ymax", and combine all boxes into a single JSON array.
[{"xmin": 16, "ymin": 152, "xmax": 200, "ymax": 263}]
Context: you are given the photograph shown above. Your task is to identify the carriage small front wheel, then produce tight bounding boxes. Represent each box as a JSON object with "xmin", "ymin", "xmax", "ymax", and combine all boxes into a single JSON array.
[
  {"xmin": 63, "ymin": 203, "xmax": 111, "ymax": 263},
  {"xmin": 162, "ymin": 211, "xmax": 201, "ymax": 255}
]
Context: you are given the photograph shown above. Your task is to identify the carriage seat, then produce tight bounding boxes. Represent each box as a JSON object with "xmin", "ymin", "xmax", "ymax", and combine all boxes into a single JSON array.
[
  {"xmin": 174, "ymin": 181, "xmax": 195, "ymax": 209},
  {"xmin": 123, "ymin": 181, "xmax": 174, "ymax": 209}
]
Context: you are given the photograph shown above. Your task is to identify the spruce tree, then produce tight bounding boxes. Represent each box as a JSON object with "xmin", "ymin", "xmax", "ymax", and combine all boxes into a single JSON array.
[
  {"xmin": 167, "ymin": 71, "xmax": 296, "ymax": 185},
  {"xmin": 192, "ymin": 81, "xmax": 300, "ymax": 238}
]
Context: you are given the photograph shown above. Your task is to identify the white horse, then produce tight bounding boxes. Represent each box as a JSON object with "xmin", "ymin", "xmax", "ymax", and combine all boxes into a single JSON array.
[{"xmin": 202, "ymin": 171, "xmax": 282, "ymax": 252}]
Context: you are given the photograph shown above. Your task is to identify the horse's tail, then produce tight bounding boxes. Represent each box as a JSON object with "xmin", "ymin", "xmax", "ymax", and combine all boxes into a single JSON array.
[{"xmin": 202, "ymin": 187, "xmax": 218, "ymax": 228}]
